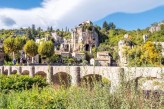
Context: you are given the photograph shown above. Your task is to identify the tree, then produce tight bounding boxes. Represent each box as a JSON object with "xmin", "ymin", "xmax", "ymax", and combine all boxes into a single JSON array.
[
  {"xmin": 108, "ymin": 22, "xmax": 116, "ymax": 30},
  {"xmin": 24, "ymin": 40, "xmax": 38, "ymax": 63},
  {"xmin": 102, "ymin": 21, "xmax": 109, "ymax": 31},
  {"xmin": 38, "ymin": 41, "xmax": 54, "ymax": 63},
  {"xmin": 31, "ymin": 24, "xmax": 37, "ymax": 39},
  {"xmin": 4, "ymin": 37, "xmax": 24, "ymax": 61},
  {"xmin": 26, "ymin": 29, "xmax": 32, "ymax": 39},
  {"xmin": 127, "ymin": 41, "xmax": 162, "ymax": 66},
  {"xmin": 142, "ymin": 41, "xmax": 161, "ymax": 65},
  {"xmin": 3, "ymin": 37, "xmax": 15, "ymax": 59}
]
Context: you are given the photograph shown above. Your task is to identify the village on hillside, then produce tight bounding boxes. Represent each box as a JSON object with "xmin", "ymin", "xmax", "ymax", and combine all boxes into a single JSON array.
[
  {"xmin": 1, "ymin": 1, "xmax": 164, "ymax": 108},
  {"xmin": 0, "ymin": 20, "xmax": 164, "ymax": 67}
]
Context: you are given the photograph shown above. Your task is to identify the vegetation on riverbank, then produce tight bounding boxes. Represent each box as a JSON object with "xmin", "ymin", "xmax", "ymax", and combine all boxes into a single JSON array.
[
  {"xmin": 0, "ymin": 74, "xmax": 163, "ymax": 109},
  {"xmin": 0, "ymin": 74, "xmax": 47, "ymax": 93}
]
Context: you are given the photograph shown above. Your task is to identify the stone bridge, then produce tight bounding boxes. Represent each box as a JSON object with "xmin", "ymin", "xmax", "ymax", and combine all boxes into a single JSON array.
[{"xmin": 0, "ymin": 66, "xmax": 163, "ymax": 92}]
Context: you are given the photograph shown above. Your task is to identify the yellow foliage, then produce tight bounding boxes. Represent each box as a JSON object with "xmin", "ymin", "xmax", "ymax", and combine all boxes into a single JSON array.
[{"xmin": 126, "ymin": 41, "xmax": 162, "ymax": 66}]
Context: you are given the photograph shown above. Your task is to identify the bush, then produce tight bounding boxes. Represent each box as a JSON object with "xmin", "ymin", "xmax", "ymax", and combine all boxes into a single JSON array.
[
  {"xmin": 49, "ymin": 54, "xmax": 60, "ymax": 63},
  {"xmin": 0, "ymin": 84, "xmax": 163, "ymax": 109},
  {"xmin": 0, "ymin": 74, "xmax": 47, "ymax": 92}
]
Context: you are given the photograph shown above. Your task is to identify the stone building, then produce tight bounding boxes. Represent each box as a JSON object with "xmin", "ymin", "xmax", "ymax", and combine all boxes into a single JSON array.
[
  {"xmin": 51, "ymin": 32, "xmax": 64, "ymax": 50},
  {"xmin": 118, "ymin": 34, "xmax": 133, "ymax": 66},
  {"xmin": 60, "ymin": 38, "xmax": 71, "ymax": 52},
  {"xmin": 71, "ymin": 20, "xmax": 99, "ymax": 53},
  {"xmin": 52, "ymin": 20, "xmax": 99, "ymax": 62},
  {"xmin": 72, "ymin": 52, "xmax": 86, "ymax": 61},
  {"xmin": 143, "ymin": 34, "xmax": 149, "ymax": 43},
  {"xmin": 90, "ymin": 51, "xmax": 111, "ymax": 66}
]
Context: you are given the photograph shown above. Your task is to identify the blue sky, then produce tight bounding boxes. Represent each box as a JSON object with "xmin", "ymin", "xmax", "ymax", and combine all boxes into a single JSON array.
[
  {"xmin": 95, "ymin": 6, "xmax": 164, "ymax": 30},
  {"xmin": 0, "ymin": 0, "xmax": 42, "ymax": 9},
  {"xmin": 0, "ymin": 0, "xmax": 164, "ymax": 30}
]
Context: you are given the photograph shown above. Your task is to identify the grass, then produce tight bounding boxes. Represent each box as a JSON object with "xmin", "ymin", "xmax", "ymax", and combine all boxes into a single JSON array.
[
  {"xmin": 0, "ymin": 73, "xmax": 163, "ymax": 109},
  {"xmin": 0, "ymin": 82, "xmax": 163, "ymax": 109}
]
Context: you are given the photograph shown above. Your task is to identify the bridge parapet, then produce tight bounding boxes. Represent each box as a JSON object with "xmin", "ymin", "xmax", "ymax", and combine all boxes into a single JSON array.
[
  {"xmin": 124, "ymin": 67, "xmax": 164, "ymax": 81},
  {"xmin": 0, "ymin": 66, "xmax": 163, "ymax": 92}
]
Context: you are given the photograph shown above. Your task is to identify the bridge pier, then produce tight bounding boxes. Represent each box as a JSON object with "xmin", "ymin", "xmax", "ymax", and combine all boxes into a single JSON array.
[
  {"xmin": 71, "ymin": 66, "xmax": 81, "ymax": 86},
  {"xmin": 1, "ymin": 66, "xmax": 4, "ymax": 75},
  {"xmin": 110, "ymin": 68, "xmax": 125, "ymax": 93},
  {"xmin": 46, "ymin": 66, "xmax": 53, "ymax": 84},
  {"xmin": 8, "ymin": 66, "xmax": 12, "ymax": 76},
  {"xmin": 17, "ymin": 66, "xmax": 22, "ymax": 75},
  {"xmin": 29, "ymin": 66, "xmax": 34, "ymax": 77}
]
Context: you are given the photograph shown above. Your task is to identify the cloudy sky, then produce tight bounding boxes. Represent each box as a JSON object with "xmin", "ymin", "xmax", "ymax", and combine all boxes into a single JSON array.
[{"xmin": 0, "ymin": 0, "xmax": 164, "ymax": 30}]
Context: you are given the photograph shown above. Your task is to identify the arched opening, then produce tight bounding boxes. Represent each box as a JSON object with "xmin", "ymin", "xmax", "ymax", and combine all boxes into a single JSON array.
[
  {"xmin": 11, "ymin": 70, "xmax": 17, "ymax": 74},
  {"xmin": 126, "ymin": 77, "xmax": 157, "ymax": 95},
  {"xmin": 3, "ymin": 69, "xmax": 8, "ymax": 75},
  {"xmin": 84, "ymin": 44, "xmax": 90, "ymax": 51},
  {"xmin": 21, "ymin": 70, "xmax": 29, "ymax": 75},
  {"xmin": 35, "ymin": 71, "xmax": 47, "ymax": 78},
  {"xmin": 137, "ymin": 77, "xmax": 160, "ymax": 99},
  {"xmin": 137, "ymin": 77, "xmax": 157, "ymax": 90},
  {"xmin": 81, "ymin": 74, "xmax": 110, "ymax": 88},
  {"xmin": 53, "ymin": 72, "xmax": 71, "ymax": 88},
  {"xmin": 64, "ymin": 44, "xmax": 69, "ymax": 52}
]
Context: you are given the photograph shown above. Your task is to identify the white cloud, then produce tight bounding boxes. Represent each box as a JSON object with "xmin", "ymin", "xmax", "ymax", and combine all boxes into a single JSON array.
[{"xmin": 0, "ymin": 0, "xmax": 164, "ymax": 29}]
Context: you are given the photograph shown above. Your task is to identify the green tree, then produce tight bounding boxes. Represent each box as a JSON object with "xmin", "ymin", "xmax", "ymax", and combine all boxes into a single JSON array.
[
  {"xmin": 102, "ymin": 21, "xmax": 109, "ymax": 31},
  {"xmin": 38, "ymin": 41, "xmax": 54, "ymax": 63},
  {"xmin": 26, "ymin": 29, "xmax": 32, "ymax": 39},
  {"xmin": 127, "ymin": 41, "xmax": 162, "ymax": 66},
  {"xmin": 108, "ymin": 22, "xmax": 116, "ymax": 30},
  {"xmin": 4, "ymin": 37, "xmax": 24, "ymax": 61},
  {"xmin": 24, "ymin": 40, "xmax": 38, "ymax": 63}
]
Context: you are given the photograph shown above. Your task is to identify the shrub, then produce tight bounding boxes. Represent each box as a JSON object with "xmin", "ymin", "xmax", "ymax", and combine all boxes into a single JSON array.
[
  {"xmin": 0, "ymin": 74, "xmax": 47, "ymax": 92},
  {"xmin": 0, "ymin": 84, "xmax": 163, "ymax": 109}
]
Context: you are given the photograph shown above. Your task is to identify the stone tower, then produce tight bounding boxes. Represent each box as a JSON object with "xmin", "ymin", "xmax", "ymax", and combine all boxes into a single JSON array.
[{"xmin": 71, "ymin": 20, "xmax": 99, "ymax": 53}]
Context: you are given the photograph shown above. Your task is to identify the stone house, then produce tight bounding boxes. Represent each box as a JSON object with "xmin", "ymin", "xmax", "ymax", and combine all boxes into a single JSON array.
[
  {"xmin": 60, "ymin": 38, "xmax": 71, "ymax": 52},
  {"xmin": 72, "ymin": 52, "xmax": 86, "ymax": 61},
  {"xmin": 143, "ymin": 35, "xmax": 149, "ymax": 43},
  {"xmin": 60, "ymin": 52, "xmax": 71, "ymax": 58},
  {"xmin": 51, "ymin": 32, "xmax": 64, "ymax": 50},
  {"xmin": 90, "ymin": 51, "xmax": 111, "ymax": 66},
  {"xmin": 35, "ymin": 37, "xmax": 48, "ymax": 45},
  {"xmin": 51, "ymin": 20, "xmax": 99, "ymax": 62}
]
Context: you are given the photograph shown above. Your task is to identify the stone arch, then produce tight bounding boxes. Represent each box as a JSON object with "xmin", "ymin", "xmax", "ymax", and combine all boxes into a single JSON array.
[
  {"xmin": 81, "ymin": 74, "xmax": 110, "ymax": 88},
  {"xmin": 53, "ymin": 72, "xmax": 72, "ymax": 87},
  {"xmin": 3, "ymin": 69, "xmax": 8, "ymax": 75},
  {"xmin": 11, "ymin": 70, "xmax": 17, "ymax": 74},
  {"xmin": 84, "ymin": 44, "xmax": 90, "ymax": 51},
  {"xmin": 126, "ymin": 76, "xmax": 157, "ymax": 91},
  {"xmin": 35, "ymin": 71, "xmax": 47, "ymax": 78},
  {"xmin": 21, "ymin": 70, "xmax": 30, "ymax": 75}
]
